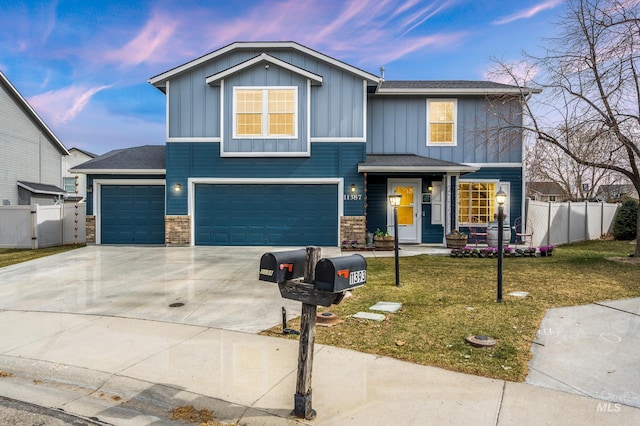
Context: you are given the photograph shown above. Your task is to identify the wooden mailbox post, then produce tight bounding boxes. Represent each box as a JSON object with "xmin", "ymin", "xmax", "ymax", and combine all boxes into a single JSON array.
[{"xmin": 259, "ymin": 247, "xmax": 366, "ymax": 420}]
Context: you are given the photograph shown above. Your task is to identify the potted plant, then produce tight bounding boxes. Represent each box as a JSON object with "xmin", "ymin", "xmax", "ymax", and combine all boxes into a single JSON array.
[
  {"xmin": 539, "ymin": 245, "xmax": 555, "ymax": 256},
  {"xmin": 373, "ymin": 228, "xmax": 394, "ymax": 249},
  {"xmin": 445, "ymin": 230, "xmax": 468, "ymax": 248}
]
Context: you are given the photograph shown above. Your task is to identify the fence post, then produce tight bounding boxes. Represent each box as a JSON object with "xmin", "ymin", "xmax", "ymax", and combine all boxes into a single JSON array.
[
  {"xmin": 547, "ymin": 201, "xmax": 552, "ymax": 246},
  {"xmin": 567, "ymin": 201, "xmax": 572, "ymax": 244},
  {"xmin": 30, "ymin": 204, "xmax": 38, "ymax": 249}
]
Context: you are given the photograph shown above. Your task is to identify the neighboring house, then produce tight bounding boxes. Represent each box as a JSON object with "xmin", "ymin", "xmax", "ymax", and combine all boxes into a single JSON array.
[
  {"xmin": 75, "ymin": 41, "xmax": 537, "ymax": 246},
  {"xmin": 0, "ymin": 71, "xmax": 69, "ymax": 206},
  {"xmin": 63, "ymin": 147, "xmax": 96, "ymax": 202},
  {"xmin": 595, "ymin": 184, "xmax": 639, "ymax": 203},
  {"xmin": 526, "ymin": 181, "xmax": 568, "ymax": 202}
]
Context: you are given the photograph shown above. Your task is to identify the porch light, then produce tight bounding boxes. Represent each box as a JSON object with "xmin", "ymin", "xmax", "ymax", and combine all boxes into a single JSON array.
[
  {"xmin": 350, "ymin": 183, "xmax": 357, "ymax": 193},
  {"xmin": 388, "ymin": 194, "xmax": 402, "ymax": 207},
  {"xmin": 496, "ymin": 189, "xmax": 507, "ymax": 206},
  {"xmin": 174, "ymin": 183, "xmax": 182, "ymax": 192}
]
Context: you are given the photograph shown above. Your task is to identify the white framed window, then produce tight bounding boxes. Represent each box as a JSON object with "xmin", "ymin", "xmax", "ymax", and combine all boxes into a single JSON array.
[
  {"xmin": 458, "ymin": 181, "xmax": 510, "ymax": 225},
  {"xmin": 233, "ymin": 87, "xmax": 297, "ymax": 138},
  {"xmin": 63, "ymin": 177, "xmax": 76, "ymax": 193},
  {"xmin": 427, "ymin": 99, "xmax": 457, "ymax": 146}
]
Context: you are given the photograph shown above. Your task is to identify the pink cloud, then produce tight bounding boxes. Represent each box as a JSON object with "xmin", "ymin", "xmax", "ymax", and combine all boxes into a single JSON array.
[
  {"xmin": 28, "ymin": 84, "xmax": 111, "ymax": 126},
  {"xmin": 103, "ymin": 10, "xmax": 178, "ymax": 67},
  {"xmin": 493, "ymin": 0, "xmax": 563, "ymax": 25}
]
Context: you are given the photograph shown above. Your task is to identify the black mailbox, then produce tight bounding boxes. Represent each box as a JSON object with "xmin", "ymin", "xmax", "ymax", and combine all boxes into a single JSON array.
[
  {"xmin": 314, "ymin": 254, "xmax": 367, "ymax": 293},
  {"xmin": 259, "ymin": 249, "xmax": 307, "ymax": 283}
]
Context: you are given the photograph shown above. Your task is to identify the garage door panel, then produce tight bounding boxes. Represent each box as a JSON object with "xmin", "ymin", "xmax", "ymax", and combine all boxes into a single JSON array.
[
  {"xmin": 195, "ymin": 184, "xmax": 338, "ymax": 246},
  {"xmin": 101, "ymin": 185, "xmax": 165, "ymax": 245}
]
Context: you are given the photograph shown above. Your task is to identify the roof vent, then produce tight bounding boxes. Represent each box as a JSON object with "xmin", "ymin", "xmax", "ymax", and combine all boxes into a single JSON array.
[{"xmin": 380, "ymin": 66, "xmax": 385, "ymax": 81}]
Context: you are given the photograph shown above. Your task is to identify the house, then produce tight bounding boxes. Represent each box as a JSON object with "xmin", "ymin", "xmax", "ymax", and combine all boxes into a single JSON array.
[
  {"xmin": 526, "ymin": 181, "xmax": 568, "ymax": 202},
  {"xmin": 75, "ymin": 41, "xmax": 538, "ymax": 246},
  {"xmin": 63, "ymin": 148, "xmax": 96, "ymax": 202},
  {"xmin": 0, "ymin": 71, "xmax": 69, "ymax": 206},
  {"xmin": 595, "ymin": 184, "xmax": 639, "ymax": 203}
]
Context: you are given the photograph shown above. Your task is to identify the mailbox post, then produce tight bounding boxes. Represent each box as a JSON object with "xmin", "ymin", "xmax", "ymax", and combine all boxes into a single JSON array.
[{"xmin": 258, "ymin": 247, "xmax": 366, "ymax": 420}]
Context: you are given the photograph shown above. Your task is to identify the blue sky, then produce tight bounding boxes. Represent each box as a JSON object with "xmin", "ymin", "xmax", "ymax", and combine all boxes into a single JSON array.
[{"xmin": 0, "ymin": 0, "xmax": 564, "ymax": 155}]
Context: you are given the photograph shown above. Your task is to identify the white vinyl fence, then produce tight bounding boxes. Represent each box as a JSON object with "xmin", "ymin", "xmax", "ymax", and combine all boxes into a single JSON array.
[
  {"xmin": 526, "ymin": 200, "xmax": 619, "ymax": 247},
  {"xmin": 0, "ymin": 203, "xmax": 86, "ymax": 249}
]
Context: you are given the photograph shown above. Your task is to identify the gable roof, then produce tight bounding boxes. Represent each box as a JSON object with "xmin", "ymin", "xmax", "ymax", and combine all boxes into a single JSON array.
[
  {"xmin": 0, "ymin": 71, "xmax": 69, "ymax": 155},
  {"xmin": 376, "ymin": 80, "xmax": 541, "ymax": 96},
  {"xmin": 69, "ymin": 147, "xmax": 97, "ymax": 158},
  {"xmin": 71, "ymin": 145, "xmax": 165, "ymax": 174},
  {"xmin": 17, "ymin": 181, "xmax": 66, "ymax": 196},
  {"xmin": 205, "ymin": 53, "xmax": 323, "ymax": 86},
  {"xmin": 526, "ymin": 181, "xmax": 565, "ymax": 195},
  {"xmin": 358, "ymin": 154, "xmax": 479, "ymax": 173},
  {"xmin": 149, "ymin": 41, "xmax": 380, "ymax": 90}
]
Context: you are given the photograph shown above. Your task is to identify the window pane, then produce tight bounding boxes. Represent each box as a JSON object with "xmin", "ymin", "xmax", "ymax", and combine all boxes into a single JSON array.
[
  {"xmin": 237, "ymin": 113, "xmax": 262, "ymax": 136},
  {"xmin": 268, "ymin": 113, "xmax": 294, "ymax": 135},
  {"xmin": 430, "ymin": 123, "xmax": 453, "ymax": 143},
  {"xmin": 64, "ymin": 177, "xmax": 76, "ymax": 192},
  {"xmin": 268, "ymin": 89, "xmax": 294, "ymax": 113}
]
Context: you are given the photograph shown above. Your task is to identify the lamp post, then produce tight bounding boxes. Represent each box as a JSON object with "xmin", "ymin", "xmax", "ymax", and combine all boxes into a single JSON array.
[
  {"xmin": 388, "ymin": 194, "xmax": 402, "ymax": 287},
  {"xmin": 495, "ymin": 189, "xmax": 507, "ymax": 303}
]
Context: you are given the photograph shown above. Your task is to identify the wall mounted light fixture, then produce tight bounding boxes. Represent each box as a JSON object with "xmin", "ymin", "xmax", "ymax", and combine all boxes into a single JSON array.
[
  {"xmin": 350, "ymin": 183, "xmax": 357, "ymax": 193},
  {"xmin": 174, "ymin": 183, "xmax": 182, "ymax": 192}
]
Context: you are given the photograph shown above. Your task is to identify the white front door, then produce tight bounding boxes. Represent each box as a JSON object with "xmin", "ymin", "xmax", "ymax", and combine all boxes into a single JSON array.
[{"xmin": 388, "ymin": 179, "xmax": 421, "ymax": 243}]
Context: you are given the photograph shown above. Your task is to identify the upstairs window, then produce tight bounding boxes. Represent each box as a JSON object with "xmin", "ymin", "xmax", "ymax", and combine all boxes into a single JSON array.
[
  {"xmin": 63, "ymin": 177, "xmax": 76, "ymax": 192},
  {"xmin": 427, "ymin": 99, "xmax": 457, "ymax": 145},
  {"xmin": 234, "ymin": 87, "xmax": 297, "ymax": 138}
]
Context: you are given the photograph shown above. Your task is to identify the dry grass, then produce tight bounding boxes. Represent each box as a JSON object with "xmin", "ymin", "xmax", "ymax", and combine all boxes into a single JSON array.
[
  {"xmin": 0, "ymin": 244, "xmax": 84, "ymax": 269},
  {"xmin": 261, "ymin": 240, "xmax": 640, "ymax": 382},
  {"xmin": 170, "ymin": 405, "xmax": 237, "ymax": 425}
]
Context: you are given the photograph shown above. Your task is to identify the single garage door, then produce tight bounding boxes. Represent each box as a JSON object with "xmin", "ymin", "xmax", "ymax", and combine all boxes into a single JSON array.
[
  {"xmin": 195, "ymin": 184, "xmax": 338, "ymax": 246},
  {"xmin": 101, "ymin": 185, "xmax": 165, "ymax": 244}
]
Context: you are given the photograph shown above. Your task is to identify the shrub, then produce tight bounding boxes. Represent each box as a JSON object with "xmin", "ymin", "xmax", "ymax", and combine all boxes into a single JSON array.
[{"xmin": 613, "ymin": 199, "xmax": 639, "ymax": 240}]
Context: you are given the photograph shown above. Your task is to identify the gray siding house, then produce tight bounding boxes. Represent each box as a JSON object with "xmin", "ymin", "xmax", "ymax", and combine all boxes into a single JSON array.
[
  {"xmin": 77, "ymin": 41, "xmax": 538, "ymax": 246},
  {"xmin": 0, "ymin": 71, "xmax": 69, "ymax": 206}
]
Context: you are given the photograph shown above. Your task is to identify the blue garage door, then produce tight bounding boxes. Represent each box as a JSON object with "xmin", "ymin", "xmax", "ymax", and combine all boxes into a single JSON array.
[
  {"xmin": 101, "ymin": 185, "xmax": 165, "ymax": 244},
  {"xmin": 195, "ymin": 184, "xmax": 338, "ymax": 246}
]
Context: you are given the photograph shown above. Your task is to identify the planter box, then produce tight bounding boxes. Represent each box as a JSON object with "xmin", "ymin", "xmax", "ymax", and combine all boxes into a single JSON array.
[
  {"xmin": 374, "ymin": 236, "xmax": 395, "ymax": 250},
  {"xmin": 446, "ymin": 235, "xmax": 468, "ymax": 249}
]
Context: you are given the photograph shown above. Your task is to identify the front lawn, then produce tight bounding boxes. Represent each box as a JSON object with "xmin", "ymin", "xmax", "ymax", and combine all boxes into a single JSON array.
[
  {"xmin": 262, "ymin": 240, "xmax": 640, "ymax": 381},
  {"xmin": 0, "ymin": 245, "xmax": 83, "ymax": 269}
]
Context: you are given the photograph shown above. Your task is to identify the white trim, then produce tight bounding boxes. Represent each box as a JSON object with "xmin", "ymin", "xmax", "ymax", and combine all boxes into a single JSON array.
[
  {"xmin": 311, "ymin": 137, "xmax": 366, "ymax": 142},
  {"xmin": 75, "ymin": 168, "xmax": 165, "ymax": 174},
  {"xmin": 92, "ymin": 179, "xmax": 166, "ymax": 245},
  {"xmin": 387, "ymin": 178, "xmax": 422, "ymax": 243},
  {"xmin": 206, "ymin": 53, "xmax": 323, "ymax": 86},
  {"xmin": 167, "ymin": 137, "xmax": 221, "ymax": 143},
  {"xmin": 232, "ymin": 86, "xmax": 298, "ymax": 139},
  {"xmin": 362, "ymin": 80, "xmax": 368, "ymax": 142},
  {"xmin": 219, "ymin": 151, "xmax": 311, "ymax": 158},
  {"xmin": 307, "ymin": 79, "xmax": 311, "ymax": 149},
  {"xmin": 165, "ymin": 80, "xmax": 170, "ymax": 141},
  {"xmin": 358, "ymin": 165, "xmax": 478, "ymax": 173},
  {"xmin": 426, "ymin": 99, "xmax": 457, "ymax": 147},
  {"xmin": 149, "ymin": 41, "xmax": 379, "ymax": 87},
  {"xmin": 376, "ymin": 87, "xmax": 541, "ymax": 95},
  {"xmin": 464, "ymin": 162, "xmax": 522, "ymax": 168},
  {"xmin": 188, "ymin": 177, "xmax": 343, "ymax": 246},
  {"xmin": 220, "ymin": 80, "xmax": 225, "ymax": 153}
]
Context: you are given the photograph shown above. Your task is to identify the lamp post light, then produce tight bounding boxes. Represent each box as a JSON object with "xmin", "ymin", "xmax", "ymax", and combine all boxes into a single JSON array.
[
  {"xmin": 495, "ymin": 189, "xmax": 507, "ymax": 303},
  {"xmin": 388, "ymin": 194, "xmax": 402, "ymax": 287}
]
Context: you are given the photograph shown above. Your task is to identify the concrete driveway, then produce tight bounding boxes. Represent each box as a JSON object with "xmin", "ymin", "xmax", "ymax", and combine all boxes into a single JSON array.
[{"xmin": 0, "ymin": 245, "xmax": 342, "ymax": 333}]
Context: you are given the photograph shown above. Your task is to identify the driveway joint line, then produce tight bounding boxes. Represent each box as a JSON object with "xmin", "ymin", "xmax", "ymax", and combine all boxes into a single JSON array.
[{"xmin": 593, "ymin": 302, "xmax": 640, "ymax": 317}]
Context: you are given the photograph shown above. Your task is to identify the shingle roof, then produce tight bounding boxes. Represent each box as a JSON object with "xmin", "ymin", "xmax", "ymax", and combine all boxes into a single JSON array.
[
  {"xmin": 358, "ymin": 154, "xmax": 478, "ymax": 173},
  {"xmin": 71, "ymin": 145, "xmax": 165, "ymax": 173},
  {"xmin": 377, "ymin": 80, "xmax": 540, "ymax": 95},
  {"xmin": 526, "ymin": 181, "xmax": 565, "ymax": 195},
  {"xmin": 17, "ymin": 181, "xmax": 66, "ymax": 195}
]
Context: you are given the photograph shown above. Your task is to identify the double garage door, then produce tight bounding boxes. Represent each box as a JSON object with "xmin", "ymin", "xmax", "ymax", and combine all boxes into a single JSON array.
[{"xmin": 194, "ymin": 183, "xmax": 338, "ymax": 246}]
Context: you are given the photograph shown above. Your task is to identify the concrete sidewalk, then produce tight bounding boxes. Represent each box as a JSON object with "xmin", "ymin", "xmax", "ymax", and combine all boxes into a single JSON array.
[{"xmin": 0, "ymin": 311, "xmax": 637, "ymax": 425}]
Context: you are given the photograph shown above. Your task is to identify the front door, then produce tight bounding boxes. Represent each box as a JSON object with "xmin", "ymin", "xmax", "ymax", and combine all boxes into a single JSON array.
[{"xmin": 388, "ymin": 179, "xmax": 421, "ymax": 243}]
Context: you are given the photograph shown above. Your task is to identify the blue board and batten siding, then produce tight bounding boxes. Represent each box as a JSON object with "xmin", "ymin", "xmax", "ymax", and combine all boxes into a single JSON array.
[
  {"xmin": 167, "ymin": 48, "xmax": 366, "ymax": 143},
  {"xmin": 367, "ymin": 96, "xmax": 523, "ymax": 163}
]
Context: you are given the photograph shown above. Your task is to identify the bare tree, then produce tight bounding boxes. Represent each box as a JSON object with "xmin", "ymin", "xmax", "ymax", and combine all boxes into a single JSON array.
[{"xmin": 491, "ymin": 0, "xmax": 640, "ymax": 256}]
